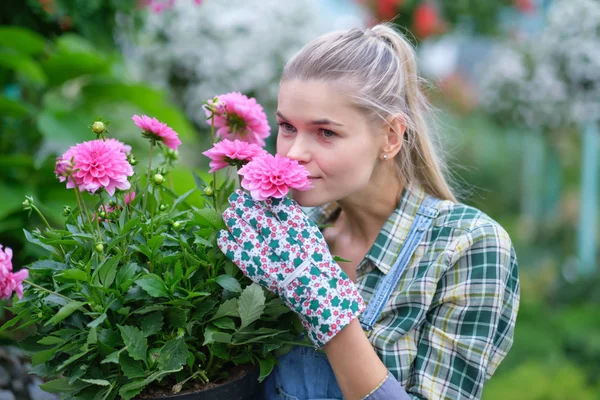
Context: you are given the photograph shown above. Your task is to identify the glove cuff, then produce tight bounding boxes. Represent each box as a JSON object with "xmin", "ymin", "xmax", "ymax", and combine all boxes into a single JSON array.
[{"xmin": 280, "ymin": 261, "xmax": 366, "ymax": 348}]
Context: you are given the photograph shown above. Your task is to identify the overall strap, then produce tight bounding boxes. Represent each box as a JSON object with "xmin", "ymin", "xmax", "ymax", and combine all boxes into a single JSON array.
[{"xmin": 359, "ymin": 195, "xmax": 440, "ymax": 333}]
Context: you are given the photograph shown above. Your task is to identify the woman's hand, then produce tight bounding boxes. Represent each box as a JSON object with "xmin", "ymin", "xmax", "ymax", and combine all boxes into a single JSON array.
[{"xmin": 217, "ymin": 190, "xmax": 365, "ymax": 348}]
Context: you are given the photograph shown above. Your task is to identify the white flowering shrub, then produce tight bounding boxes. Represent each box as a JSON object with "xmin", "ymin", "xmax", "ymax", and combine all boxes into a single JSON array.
[
  {"xmin": 538, "ymin": 0, "xmax": 600, "ymax": 123},
  {"xmin": 477, "ymin": 0, "xmax": 600, "ymax": 130},
  {"xmin": 117, "ymin": 0, "xmax": 328, "ymax": 127}
]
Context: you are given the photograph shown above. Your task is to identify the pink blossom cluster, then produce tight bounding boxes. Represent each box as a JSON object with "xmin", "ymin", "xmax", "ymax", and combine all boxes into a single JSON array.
[
  {"xmin": 56, "ymin": 139, "xmax": 134, "ymax": 196},
  {"xmin": 132, "ymin": 115, "xmax": 181, "ymax": 150},
  {"xmin": 204, "ymin": 92, "xmax": 270, "ymax": 147},
  {"xmin": 0, "ymin": 246, "xmax": 28, "ymax": 300},
  {"xmin": 238, "ymin": 154, "xmax": 312, "ymax": 201}
]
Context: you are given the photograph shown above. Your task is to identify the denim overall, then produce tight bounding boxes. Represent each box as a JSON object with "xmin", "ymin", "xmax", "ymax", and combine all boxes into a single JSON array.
[{"xmin": 261, "ymin": 196, "xmax": 440, "ymax": 400}]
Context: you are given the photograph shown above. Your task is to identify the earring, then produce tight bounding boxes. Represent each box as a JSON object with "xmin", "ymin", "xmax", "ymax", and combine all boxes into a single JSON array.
[{"xmin": 382, "ymin": 154, "xmax": 388, "ymax": 160}]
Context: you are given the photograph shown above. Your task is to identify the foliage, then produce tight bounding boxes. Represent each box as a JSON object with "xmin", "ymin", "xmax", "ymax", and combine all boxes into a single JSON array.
[
  {"xmin": 0, "ymin": 25, "xmax": 197, "ymax": 267},
  {"xmin": 1, "ymin": 120, "xmax": 304, "ymax": 399}
]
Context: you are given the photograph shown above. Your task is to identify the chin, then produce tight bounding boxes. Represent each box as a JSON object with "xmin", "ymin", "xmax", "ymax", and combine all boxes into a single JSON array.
[{"xmin": 290, "ymin": 189, "xmax": 331, "ymax": 208}]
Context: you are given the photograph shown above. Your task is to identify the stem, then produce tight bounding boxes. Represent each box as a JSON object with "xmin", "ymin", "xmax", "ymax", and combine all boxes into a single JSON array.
[
  {"xmin": 210, "ymin": 115, "xmax": 220, "ymax": 213},
  {"xmin": 72, "ymin": 181, "xmax": 93, "ymax": 233},
  {"xmin": 143, "ymin": 141, "xmax": 155, "ymax": 213},
  {"xmin": 24, "ymin": 280, "xmax": 71, "ymax": 301},
  {"xmin": 205, "ymin": 351, "xmax": 214, "ymax": 375},
  {"xmin": 31, "ymin": 205, "xmax": 52, "ymax": 231}
]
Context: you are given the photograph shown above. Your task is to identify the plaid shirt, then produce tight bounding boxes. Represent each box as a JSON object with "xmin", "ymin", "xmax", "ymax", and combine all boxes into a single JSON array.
[{"xmin": 306, "ymin": 184, "xmax": 520, "ymax": 400}]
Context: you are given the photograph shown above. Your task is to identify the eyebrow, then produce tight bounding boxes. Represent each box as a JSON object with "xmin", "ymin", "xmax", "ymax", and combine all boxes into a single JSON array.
[{"xmin": 276, "ymin": 111, "xmax": 344, "ymax": 127}]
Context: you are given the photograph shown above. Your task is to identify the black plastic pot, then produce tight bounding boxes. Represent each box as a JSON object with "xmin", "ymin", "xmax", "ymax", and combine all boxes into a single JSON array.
[{"xmin": 140, "ymin": 366, "xmax": 262, "ymax": 400}]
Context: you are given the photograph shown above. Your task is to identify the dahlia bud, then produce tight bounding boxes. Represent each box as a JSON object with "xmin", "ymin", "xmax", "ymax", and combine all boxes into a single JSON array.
[
  {"xmin": 108, "ymin": 199, "xmax": 117, "ymax": 207},
  {"xmin": 54, "ymin": 158, "xmax": 73, "ymax": 177},
  {"xmin": 95, "ymin": 243, "xmax": 104, "ymax": 253},
  {"xmin": 159, "ymin": 204, "xmax": 168, "ymax": 212},
  {"xmin": 62, "ymin": 206, "xmax": 72, "ymax": 216},
  {"xmin": 99, "ymin": 211, "xmax": 107, "ymax": 219},
  {"xmin": 128, "ymin": 155, "xmax": 138, "ymax": 166},
  {"xmin": 22, "ymin": 196, "xmax": 33, "ymax": 210},
  {"xmin": 203, "ymin": 187, "xmax": 214, "ymax": 197},
  {"xmin": 172, "ymin": 221, "xmax": 182, "ymax": 229},
  {"xmin": 165, "ymin": 148, "xmax": 179, "ymax": 161},
  {"xmin": 153, "ymin": 173, "xmax": 164, "ymax": 185},
  {"xmin": 92, "ymin": 121, "xmax": 105, "ymax": 134}
]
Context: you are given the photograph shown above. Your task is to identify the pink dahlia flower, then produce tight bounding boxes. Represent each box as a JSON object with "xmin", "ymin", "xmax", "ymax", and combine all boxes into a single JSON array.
[
  {"xmin": 0, "ymin": 245, "xmax": 13, "ymax": 278},
  {"xmin": 0, "ymin": 245, "xmax": 28, "ymax": 300},
  {"xmin": 238, "ymin": 154, "xmax": 312, "ymax": 201},
  {"xmin": 132, "ymin": 115, "xmax": 182, "ymax": 150},
  {"xmin": 105, "ymin": 138, "xmax": 132, "ymax": 154},
  {"xmin": 59, "ymin": 139, "xmax": 134, "ymax": 196},
  {"xmin": 202, "ymin": 139, "xmax": 268, "ymax": 173},
  {"xmin": 204, "ymin": 92, "xmax": 270, "ymax": 147}
]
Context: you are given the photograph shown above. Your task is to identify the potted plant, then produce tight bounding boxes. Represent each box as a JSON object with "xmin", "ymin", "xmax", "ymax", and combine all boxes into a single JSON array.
[{"xmin": 0, "ymin": 93, "xmax": 310, "ymax": 399}]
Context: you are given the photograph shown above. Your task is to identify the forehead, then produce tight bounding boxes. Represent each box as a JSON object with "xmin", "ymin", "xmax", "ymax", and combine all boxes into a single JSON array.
[{"xmin": 277, "ymin": 79, "xmax": 360, "ymax": 123}]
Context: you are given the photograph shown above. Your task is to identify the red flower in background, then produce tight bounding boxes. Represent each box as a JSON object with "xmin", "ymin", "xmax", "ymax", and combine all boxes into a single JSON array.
[
  {"xmin": 377, "ymin": 0, "xmax": 404, "ymax": 20},
  {"xmin": 413, "ymin": 3, "xmax": 444, "ymax": 39},
  {"xmin": 515, "ymin": 0, "xmax": 535, "ymax": 14}
]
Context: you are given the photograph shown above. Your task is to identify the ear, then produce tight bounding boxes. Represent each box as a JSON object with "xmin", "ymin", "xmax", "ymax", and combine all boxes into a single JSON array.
[{"xmin": 381, "ymin": 114, "xmax": 405, "ymax": 158}]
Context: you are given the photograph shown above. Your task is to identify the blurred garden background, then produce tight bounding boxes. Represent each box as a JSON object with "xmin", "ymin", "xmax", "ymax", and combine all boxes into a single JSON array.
[{"xmin": 0, "ymin": 0, "xmax": 599, "ymax": 399}]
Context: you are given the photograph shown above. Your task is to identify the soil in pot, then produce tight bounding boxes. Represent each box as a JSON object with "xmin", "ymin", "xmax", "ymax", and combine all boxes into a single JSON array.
[{"xmin": 137, "ymin": 364, "xmax": 261, "ymax": 400}]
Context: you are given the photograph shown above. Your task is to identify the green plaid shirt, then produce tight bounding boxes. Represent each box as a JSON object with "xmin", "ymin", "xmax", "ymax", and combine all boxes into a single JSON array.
[{"xmin": 306, "ymin": 184, "xmax": 520, "ymax": 400}]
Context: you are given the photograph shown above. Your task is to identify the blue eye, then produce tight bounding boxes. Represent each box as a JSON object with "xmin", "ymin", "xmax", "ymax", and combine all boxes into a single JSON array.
[
  {"xmin": 320, "ymin": 129, "xmax": 337, "ymax": 138},
  {"xmin": 278, "ymin": 122, "xmax": 296, "ymax": 133}
]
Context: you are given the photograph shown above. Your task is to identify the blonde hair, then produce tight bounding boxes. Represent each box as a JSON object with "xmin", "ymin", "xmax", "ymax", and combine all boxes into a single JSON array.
[{"xmin": 281, "ymin": 23, "xmax": 457, "ymax": 202}]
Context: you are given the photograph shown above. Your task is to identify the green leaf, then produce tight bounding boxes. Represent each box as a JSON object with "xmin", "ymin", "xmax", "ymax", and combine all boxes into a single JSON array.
[
  {"xmin": 158, "ymin": 337, "xmax": 189, "ymax": 371},
  {"xmin": 116, "ymin": 262, "xmax": 139, "ymax": 291},
  {"xmin": 172, "ymin": 187, "xmax": 197, "ymax": 210},
  {"xmin": 45, "ymin": 301, "xmax": 86, "ymax": 326},
  {"xmin": 210, "ymin": 343, "xmax": 229, "ymax": 360},
  {"xmin": 120, "ymin": 353, "xmax": 146, "ymax": 379},
  {"xmin": 215, "ymin": 274, "xmax": 242, "ymax": 293},
  {"xmin": 141, "ymin": 312, "xmax": 163, "ymax": 337},
  {"xmin": 119, "ymin": 367, "xmax": 183, "ymax": 400},
  {"xmin": 0, "ymin": 26, "xmax": 46, "ymax": 55},
  {"xmin": 0, "ymin": 49, "xmax": 47, "ymax": 85},
  {"xmin": 135, "ymin": 274, "xmax": 170, "ymax": 298},
  {"xmin": 37, "ymin": 336, "xmax": 65, "ymax": 345},
  {"xmin": 26, "ymin": 259, "xmax": 67, "ymax": 272},
  {"xmin": 118, "ymin": 325, "xmax": 148, "ymax": 362},
  {"xmin": 59, "ymin": 268, "xmax": 88, "ymax": 281},
  {"xmin": 97, "ymin": 256, "xmax": 120, "ymax": 288},
  {"xmin": 39, "ymin": 378, "xmax": 88, "ymax": 393},
  {"xmin": 333, "ymin": 255, "xmax": 352, "ymax": 263},
  {"xmin": 213, "ymin": 298, "xmax": 239, "ymax": 320},
  {"xmin": 0, "ymin": 96, "xmax": 30, "ymax": 118},
  {"xmin": 101, "ymin": 348, "xmax": 126, "ymax": 365},
  {"xmin": 238, "ymin": 284, "xmax": 265, "ymax": 329},
  {"xmin": 87, "ymin": 313, "xmax": 107, "ymax": 328},
  {"xmin": 192, "ymin": 171, "xmax": 207, "ymax": 191},
  {"xmin": 258, "ymin": 357, "xmax": 275, "ymax": 382},
  {"xmin": 32, "ymin": 347, "xmax": 59, "ymax": 366},
  {"xmin": 87, "ymin": 328, "xmax": 97, "ymax": 346},
  {"xmin": 80, "ymin": 379, "xmax": 110, "ymax": 386},
  {"xmin": 147, "ymin": 236, "xmax": 164, "ymax": 252},
  {"xmin": 203, "ymin": 326, "xmax": 232, "ymax": 346},
  {"xmin": 212, "ymin": 317, "xmax": 236, "ymax": 331},
  {"xmin": 132, "ymin": 305, "xmax": 165, "ymax": 315}
]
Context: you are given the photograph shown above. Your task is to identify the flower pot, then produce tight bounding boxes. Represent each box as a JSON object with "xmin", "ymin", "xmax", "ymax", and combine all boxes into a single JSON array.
[{"xmin": 138, "ymin": 365, "xmax": 261, "ymax": 400}]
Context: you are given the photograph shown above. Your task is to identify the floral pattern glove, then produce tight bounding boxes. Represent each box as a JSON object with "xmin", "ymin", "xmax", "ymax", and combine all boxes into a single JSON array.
[{"xmin": 217, "ymin": 190, "xmax": 365, "ymax": 348}]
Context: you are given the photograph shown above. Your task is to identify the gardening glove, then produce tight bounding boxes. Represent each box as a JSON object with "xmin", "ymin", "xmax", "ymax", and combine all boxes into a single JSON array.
[{"xmin": 217, "ymin": 189, "xmax": 365, "ymax": 348}]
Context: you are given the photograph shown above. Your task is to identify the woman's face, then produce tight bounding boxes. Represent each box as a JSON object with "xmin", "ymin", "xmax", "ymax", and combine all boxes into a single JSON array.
[{"xmin": 276, "ymin": 79, "xmax": 385, "ymax": 207}]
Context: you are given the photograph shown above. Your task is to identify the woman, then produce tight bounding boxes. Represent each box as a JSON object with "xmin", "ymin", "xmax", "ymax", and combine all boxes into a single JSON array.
[{"xmin": 217, "ymin": 24, "xmax": 520, "ymax": 400}]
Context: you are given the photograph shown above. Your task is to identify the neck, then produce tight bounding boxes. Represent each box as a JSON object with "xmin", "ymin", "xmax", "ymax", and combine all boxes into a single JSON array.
[{"xmin": 336, "ymin": 166, "xmax": 404, "ymax": 245}]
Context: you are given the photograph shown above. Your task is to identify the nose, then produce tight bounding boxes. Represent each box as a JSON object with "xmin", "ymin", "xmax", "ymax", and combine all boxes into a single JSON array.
[{"xmin": 284, "ymin": 134, "xmax": 312, "ymax": 164}]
